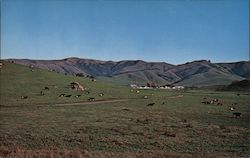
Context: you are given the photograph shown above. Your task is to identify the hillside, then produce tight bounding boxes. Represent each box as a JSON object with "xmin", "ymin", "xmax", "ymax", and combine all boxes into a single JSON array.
[
  {"xmin": 7, "ymin": 58, "xmax": 250, "ymax": 86},
  {"xmin": 217, "ymin": 61, "xmax": 250, "ymax": 79},
  {"xmin": 169, "ymin": 60, "xmax": 245, "ymax": 86},
  {"xmin": 0, "ymin": 61, "xmax": 132, "ymax": 106}
]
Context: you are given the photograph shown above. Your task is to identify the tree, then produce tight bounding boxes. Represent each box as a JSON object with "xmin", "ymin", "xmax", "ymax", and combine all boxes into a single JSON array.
[
  {"xmin": 76, "ymin": 73, "xmax": 85, "ymax": 77},
  {"xmin": 147, "ymin": 82, "xmax": 151, "ymax": 87}
]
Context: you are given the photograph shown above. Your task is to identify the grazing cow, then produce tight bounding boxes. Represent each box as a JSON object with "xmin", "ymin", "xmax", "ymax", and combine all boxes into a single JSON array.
[
  {"xmin": 40, "ymin": 91, "xmax": 45, "ymax": 96},
  {"xmin": 75, "ymin": 95, "xmax": 81, "ymax": 98},
  {"xmin": 136, "ymin": 90, "xmax": 140, "ymax": 93},
  {"xmin": 65, "ymin": 95, "xmax": 72, "ymax": 97},
  {"xmin": 237, "ymin": 93, "xmax": 240, "ymax": 96},
  {"xmin": 59, "ymin": 94, "xmax": 65, "ymax": 97},
  {"xmin": 230, "ymin": 107, "xmax": 235, "ymax": 111},
  {"xmin": 85, "ymin": 91, "xmax": 90, "ymax": 95},
  {"xmin": 162, "ymin": 102, "xmax": 165, "ymax": 105},
  {"xmin": 99, "ymin": 93, "xmax": 104, "ymax": 97},
  {"xmin": 163, "ymin": 132, "xmax": 176, "ymax": 137},
  {"xmin": 233, "ymin": 112, "xmax": 241, "ymax": 118},
  {"xmin": 21, "ymin": 96, "xmax": 28, "ymax": 99},
  {"xmin": 201, "ymin": 101, "xmax": 210, "ymax": 104},
  {"xmin": 30, "ymin": 69, "xmax": 34, "ymax": 72},
  {"xmin": 182, "ymin": 119, "xmax": 187, "ymax": 123},
  {"xmin": 44, "ymin": 87, "xmax": 50, "ymax": 90},
  {"xmin": 143, "ymin": 95, "xmax": 148, "ymax": 99},
  {"xmin": 214, "ymin": 99, "xmax": 218, "ymax": 102},
  {"xmin": 147, "ymin": 103, "xmax": 155, "ymax": 106},
  {"xmin": 217, "ymin": 102, "xmax": 223, "ymax": 106},
  {"xmin": 88, "ymin": 97, "xmax": 95, "ymax": 101}
]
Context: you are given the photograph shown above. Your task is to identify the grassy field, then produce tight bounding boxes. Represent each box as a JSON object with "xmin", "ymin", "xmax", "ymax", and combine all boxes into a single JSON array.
[{"xmin": 0, "ymin": 61, "xmax": 250, "ymax": 157}]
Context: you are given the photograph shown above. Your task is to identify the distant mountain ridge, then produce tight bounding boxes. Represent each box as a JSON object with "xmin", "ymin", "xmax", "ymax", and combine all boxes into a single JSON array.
[{"xmin": 7, "ymin": 58, "xmax": 250, "ymax": 86}]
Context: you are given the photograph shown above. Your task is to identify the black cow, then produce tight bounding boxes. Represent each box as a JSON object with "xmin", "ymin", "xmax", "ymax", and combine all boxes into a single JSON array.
[
  {"xmin": 65, "ymin": 95, "xmax": 72, "ymax": 97},
  {"xmin": 75, "ymin": 95, "xmax": 81, "ymax": 98},
  {"xmin": 40, "ymin": 91, "xmax": 45, "ymax": 96},
  {"xmin": 147, "ymin": 103, "xmax": 155, "ymax": 106},
  {"xmin": 233, "ymin": 112, "xmax": 241, "ymax": 118},
  {"xmin": 217, "ymin": 102, "xmax": 223, "ymax": 106},
  {"xmin": 44, "ymin": 87, "xmax": 50, "ymax": 90},
  {"xmin": 88, "ymin": 97, "xmax": 95, "ymax": 101},
  {"xmin": 201, "ymin": 101, "xmax": 210, "ymax": 104},
  {"xmin": 21, "ymin": 96, "xmax": 28, "ymax": 99}
]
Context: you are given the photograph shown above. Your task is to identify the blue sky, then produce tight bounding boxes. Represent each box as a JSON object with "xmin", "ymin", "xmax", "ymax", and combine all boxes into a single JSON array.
[{"xmin": 1, "ymin": 0, "xmax": 249, "ymax": 64}]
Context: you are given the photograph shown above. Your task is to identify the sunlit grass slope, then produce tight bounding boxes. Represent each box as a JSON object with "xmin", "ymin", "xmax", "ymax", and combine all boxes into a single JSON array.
[{"xmin": 0, "ymin": 61, "xmax": 134, "ymax": 106}]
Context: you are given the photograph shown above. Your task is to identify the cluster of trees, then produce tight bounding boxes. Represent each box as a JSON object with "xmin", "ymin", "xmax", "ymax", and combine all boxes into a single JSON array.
[
  {"xmin": 75, "ymin": 73, "xmax": 85, "ymax": 77},
  {"xmin": 227, "ymin": 80, "xmax": 250, "ymax": 89},
  {"xmin": 75, "ymin": 73, "xmax": 96, "ymax": 82},
  {"xmin": 75, "ymin": 73, "xmax": 95, "ymax": 79},
  {"xmin": 147, "ymin": 82, "xmax": 157, "ymax": 88},
  {"xmin": 217, "ymin": 79, "xmax": 250, "ymax": 91},
  {"xmin": 146, "ymin": 82, "xmax": 179, "ymax": 88}
]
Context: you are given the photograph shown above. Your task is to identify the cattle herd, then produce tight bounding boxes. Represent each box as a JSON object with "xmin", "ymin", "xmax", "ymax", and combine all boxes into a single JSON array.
[
  {"xmin": 20, "ymin": 85, "xmax": 106, "ymax": 104},
  {"xmin": 19, "ymin": 83, "xmax": 242, "ymax": 118},
  {"xmin": 143, "ymin": 95, "xmax": 242, "ymax": 118},
  {"xmin": 201, "ymin": 98, "xmax": 223, "ymax": 105},
  {"xmin": 201, "ymin": 97, "xmax": 242, "ymax": 118}
]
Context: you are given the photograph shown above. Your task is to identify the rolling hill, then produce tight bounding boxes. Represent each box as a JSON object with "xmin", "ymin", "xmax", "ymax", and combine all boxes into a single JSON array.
[
  {"xmin": 0, "ymin": 60, "xmax": 133, "ymax": 106},
  {"xmin": 6, "ymin": 58, "xmax": 250, "ymax": 86}
]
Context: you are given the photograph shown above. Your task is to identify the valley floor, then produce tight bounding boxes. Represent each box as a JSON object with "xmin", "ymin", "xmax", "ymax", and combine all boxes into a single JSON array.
[{"xmin": 1, "ymin": 90, "xmax": 250, "ymax": 158}]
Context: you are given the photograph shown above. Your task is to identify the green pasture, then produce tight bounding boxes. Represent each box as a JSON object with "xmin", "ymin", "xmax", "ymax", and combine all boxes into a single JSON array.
[{"xmin": 0, "ymin": 61, "xmax": 249, "ymax": 157}]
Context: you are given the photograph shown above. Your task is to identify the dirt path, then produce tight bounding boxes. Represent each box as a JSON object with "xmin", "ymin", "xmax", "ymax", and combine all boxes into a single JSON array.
[
  {"xmin": 53, "ymin": 95, "xmax": 183, "ymax": 106},
  {"xmin": 167, "ymin": 95, "xmax": 184, "ymax": 99},
  {"xmin": 44, "ymin": 99, "xmax": 129, "ymax": 107},
  {"xmin": 2, "ymin": 95, "xmax": 184, "ymax": 108}
]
